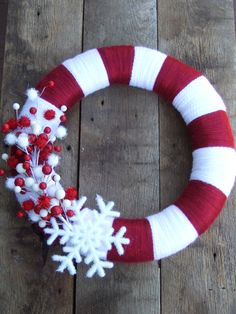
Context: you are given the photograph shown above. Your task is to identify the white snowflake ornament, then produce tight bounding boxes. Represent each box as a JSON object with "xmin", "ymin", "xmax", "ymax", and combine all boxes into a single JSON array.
[{"xmin": 44, "ymin": 195, "xmax": 130, "ymax": 277}]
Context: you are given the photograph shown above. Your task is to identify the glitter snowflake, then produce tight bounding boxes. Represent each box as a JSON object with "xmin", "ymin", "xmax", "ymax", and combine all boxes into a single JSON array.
[{"xmin": 44, "ymin": 195, "xmax": 130, "ymax": 277}]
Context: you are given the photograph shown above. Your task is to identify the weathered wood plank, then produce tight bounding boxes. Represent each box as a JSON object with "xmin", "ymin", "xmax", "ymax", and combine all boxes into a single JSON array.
[
  {"xmin": 76, "ymin": 0, "xmax": 160, "ymax": 313},
  {"xmin": 0, "ymin": 0, "xmax": 8, "ymax": 88},
  {"xmin": 0, "ymin": 1, "xmax": 83, "ymax": 313},
  {"xmin": 158, "ymin": 0, "xmax": 236, "ymax": 313}
]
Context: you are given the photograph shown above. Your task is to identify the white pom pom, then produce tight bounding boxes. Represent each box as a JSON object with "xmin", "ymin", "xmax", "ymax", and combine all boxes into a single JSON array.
[
  {"xmin": 17, "ymin": 133, "xmax": 29, "ymax": 149},
  {"xmin": 16, "ymin": 163, "xmax": 26, "ymax": 174},
  {"xmin": 47, "ymin": 185, "xmax": 57, "ymax": 197},
  {"xmin": 38, "ymin": 220, "xmax": 46, "ymax": 228},
  {"xmin": 33, "ymin": 165, "xmax": 43, "ymax": 178},
  {"xmin": 13, "ymin": 103, "xmax": 20, "ymax": 110},
  {"xmin": 32, "ymin": 183, "xmax": 39, "ymax": 192},
  {"xmin": 53, "ymin": 174, "xmax": 61, "ymax": 182},
  {"xmin": 50, "ymin": 198, "xmax": 60, "ymax": 206},
  {"xmin": 56, "ymin": 126, "xmax": 67, "ymax": 139},
  {"xmin": 14, "ymin": 186, "xmax": 21, "ymax": 193},
  {"xmin": 27, "ymin": 210, "xmax": 40, "ymax": 222},
  {"xmin": 71, "ymin": 200, "xmax": 77, "ymax": 206},
  {"xmin": 50, "ymin": 136, "xmax": 56, "ymax": 142},
  {"xmin": 61, "ymin": 105, "xmax": 67, "ymax": 112},
  {"xmin": 26, "ymin": 88, "xmax": 39, "ymax": 100},
  {"xmin": 31, "ymin": 123, "xmax": 41, "ymax": 135},
  {"xmin": 55, "ymin": 189, "xmax": 66, "ymax": 200},
  {"xmin": 5, "ymin": 178, "xmax": 15, "ymax": 190},
  {"xmin": 62, "ymin": 199, "xmax": 71, "ymax": 208},
  {"xmin": 25, "ymin": 177, "xmax": 35, "ymax": 187},
  {"xmin": 39, "ymin": 209, "xmax": 48, "ymax": 218},
  {"xmin": 5, "ymin": 133, "xmax": 17, "ymax": 145},
  {"xmin": 1, "ymin": 153, "xmax": 8, "ymax": 161},
  {"xmin": 47, "ymin": 153, "xmax": 60, "ymax": 167}
]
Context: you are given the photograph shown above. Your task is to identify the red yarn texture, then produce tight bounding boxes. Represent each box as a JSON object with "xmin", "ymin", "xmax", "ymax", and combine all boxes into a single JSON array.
[
  {"xmin": 174, "ymin": 180, "xmax": 227, "ymax": 235},
  {"xmin": 188, "ymin": 110, "xmax": 235, "ymax": 150},
  {"xmin": 36, "ymin": 64, "xmax": 84, "ymax": 109},
  {"xmin": 107, "ymin": 218, "xmax": 154, "ymax": 262},
  {"xmin": 98, "ymin": 45, "xmax": 135, "ymax": 85},
  {"xmin": 153, "ymin": 56, "xmax": 202, "ymax": 103}
]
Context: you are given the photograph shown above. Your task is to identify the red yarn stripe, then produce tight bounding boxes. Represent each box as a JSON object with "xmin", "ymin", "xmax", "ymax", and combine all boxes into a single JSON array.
[
  {"xmin": 36, "ymin": 64, "xmax": 84, "ymax": 109},
  {"xmin": 153, "ymin": 56, "xmax": 202, "ymax": 103},
  {"xmin": 98, "ymin": 45, "xmax": 135, "ymax": 84},
  {"xmin": 174, "ymin": 180, "xmax": 226, "ymax": 235},
  {"xmin": 188, "ymin": 110, "xmax": 235, "ymax": 150},
  {"xmin": 107, "ymin": 218, "xmax": 154, "ymax": 262}
]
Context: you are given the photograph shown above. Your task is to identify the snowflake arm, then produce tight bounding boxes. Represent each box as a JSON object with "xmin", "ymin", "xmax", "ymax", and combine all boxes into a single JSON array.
[{"xmin": 46, "ymin": 196, "xmax": 130, "ymax": 277}]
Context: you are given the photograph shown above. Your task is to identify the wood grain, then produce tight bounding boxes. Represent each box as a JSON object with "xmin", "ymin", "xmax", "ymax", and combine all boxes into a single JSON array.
[
  {"xmin": 1, "ymin": 1, "xmax": 236, "ymax": 313},
  {"xmin": 0, "ymin": 1, "xmax": 83, "ymax": 313},
  {"xmin": 158, "ymin": 0, "xmax": 236, "ymax": 313},
  {"xmin": 76, "ymin": 0, "xmax": 160, "ymax": 313}
]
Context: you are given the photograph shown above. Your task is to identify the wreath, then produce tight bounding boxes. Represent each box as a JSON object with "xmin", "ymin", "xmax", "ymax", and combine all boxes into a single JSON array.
[{"xmin": 1, "ymin": 46, "xmax": 235, "ymax": 277}]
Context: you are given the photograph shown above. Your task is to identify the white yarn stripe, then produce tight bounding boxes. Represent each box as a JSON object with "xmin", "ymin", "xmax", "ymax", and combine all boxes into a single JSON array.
[
  {"xmin": 63, "ymin": 49, "xmax": 110, "ymax": 96},
  {"xmin": 147, "ymin": 205, "xmax": 198, "ymax": 260},
  {"xmin": 19, "ymin": 97, "xmax": 63, "ymax": 137},
  {"xmin": 173, "ymin": 76, "xmax": 226, "ymax": 125},
  {"xmin": 129, "ymin": 47, "xmax": 167, "ymax": 90},
  {"xmin": 190, "ymin": 147, "xmax": 236, "ymax": 197}
]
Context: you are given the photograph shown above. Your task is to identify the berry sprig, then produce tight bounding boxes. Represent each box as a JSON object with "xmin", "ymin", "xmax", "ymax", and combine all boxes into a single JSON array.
[{"xmin": 0, "ymin": 87, "xmax": 79, "ymax": 229}]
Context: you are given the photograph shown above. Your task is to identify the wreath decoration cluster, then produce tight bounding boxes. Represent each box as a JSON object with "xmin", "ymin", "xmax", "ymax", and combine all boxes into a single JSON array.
[{"xmin": 0, "ymin": 46, "xmax": 235, "ymax": 277}]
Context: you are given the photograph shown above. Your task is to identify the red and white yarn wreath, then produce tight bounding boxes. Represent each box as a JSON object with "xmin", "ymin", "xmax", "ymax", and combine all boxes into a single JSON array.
[{"xmin": 1, "ymin": 46, "xmax": 236, "ymax": 277}]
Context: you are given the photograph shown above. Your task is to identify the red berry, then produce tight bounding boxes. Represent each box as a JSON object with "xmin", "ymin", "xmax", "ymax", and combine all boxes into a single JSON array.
[
  {"xmin": 37, "ymin": 195, "xmax": 51, "ymax": 209},
  {"xmin": 60, "ymin": 114, "xmax": 67, "ymax": 123},
  {"xmin": 45, "ymin": 142, "xmax": 53, "ymax": 152},
  {"xmin": 34, "ymin": 205, "xmax": 41, "ymax": 214},
  {"xmin": 44, "ymin": 109, "xmax": 55, "ymax": 120},
  {"xmin": 14, "ymin": 177, "xmax": 25, "ymax": 187},
  {"xmin": 42, "ymin": 164, "xmax": 52, "ymax": 175},
  {"xmin": 0, "ymin": 169, "xmax": 5, "ymax": 176},
  {"xmin": 24, "ymin": 155, "xmax": 31, "ymax": 161},
  {"xmin": 16, "ymin": 210, "xmax": 25, "ymax": 218},
  {"xmin": 27, "ymin": 146, "xmax": 33, "ymax": 153},
  {"xmin": 7, "ymin": 156, "xmax": 19, "ymax": 168},
  {"xmin": 16, "ymin": 149, "xmax": 24, "ymax": 157},
  {"xmin": 66, "ymin": 210, "xmax": 74, "ymax": 217},
  {"xmin": 48, "ymin": 80, "xmax": 55, "ymax": 87},
  {"xmin": 18, "ymin": 116, "xmax": 31, "ymax": 128},
  {"xmin": 39, "ymin": 182, "xmax": 47, "ymax": 190},
  {"xmin": 54, "ymin": 145, "xmax": 62, "ymax": 152},
  {"xmin": 29, "ymin": 107, "xmax": 37, "ymax": 114},
  {"xmin": 1, "ymin": 123, "xmax": 10, "ymax": 133},
  {"xmin": 36, "ymin": 134, "xmax": 48, "ymax": 149},
  {"xmin": 51, "ymin": 206, "xmax": 63, "ymax": 216},
  {"xmin": 23, "ymin": 162, "xmax": 30, "ymax": 170},
  {"xmin": 28, "ymin": 134, "xmax": 37, "ymax": 144},
  {"xmin": 7, "ymin": 118, "xmax": 18, "ymax": 129},
  {"xmin": 39, "ymin": 151, "xmax": 50, "ymax": 163},
  {"xmin": 22, "ymin": 199, "xmax": 35, "ymax": 211},
  {"xmin": 44, "ymin": 127, "xmax": 51, "ymax": 134},
  {"xmin": 65, "ymin": 187, "xmax": 78, "ymax": 200}
]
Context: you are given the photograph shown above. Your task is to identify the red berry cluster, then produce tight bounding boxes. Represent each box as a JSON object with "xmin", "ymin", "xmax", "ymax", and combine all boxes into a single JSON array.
[{"xmin": 0, "ymin": 99, "xmax": 77, "ymax": 226}]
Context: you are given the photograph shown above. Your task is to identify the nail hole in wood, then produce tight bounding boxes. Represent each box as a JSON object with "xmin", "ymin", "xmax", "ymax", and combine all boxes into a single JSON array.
[
  {"xmin": 213, "ymin": 252, "xmax": 217, "ymax": 261},
  {"xmin": 66, "ymin": 145, "xmax": 71, "ymax": 151},
  {"xmin": 90, "ymin": 117, "xmax": 94, "ymax": 122},
  {"xmin": 37, "ymin": 10, "xmax": 41, "ymax": 16},
  {"xmin": 101, "ymin": 100, "xmax": 104, "ymax": 106}
]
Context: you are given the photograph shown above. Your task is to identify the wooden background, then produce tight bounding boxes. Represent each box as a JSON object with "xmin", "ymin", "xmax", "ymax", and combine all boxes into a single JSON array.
[{"xmin": 0, "ymin": 0, "xmax": 236, "ymax": 313}]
